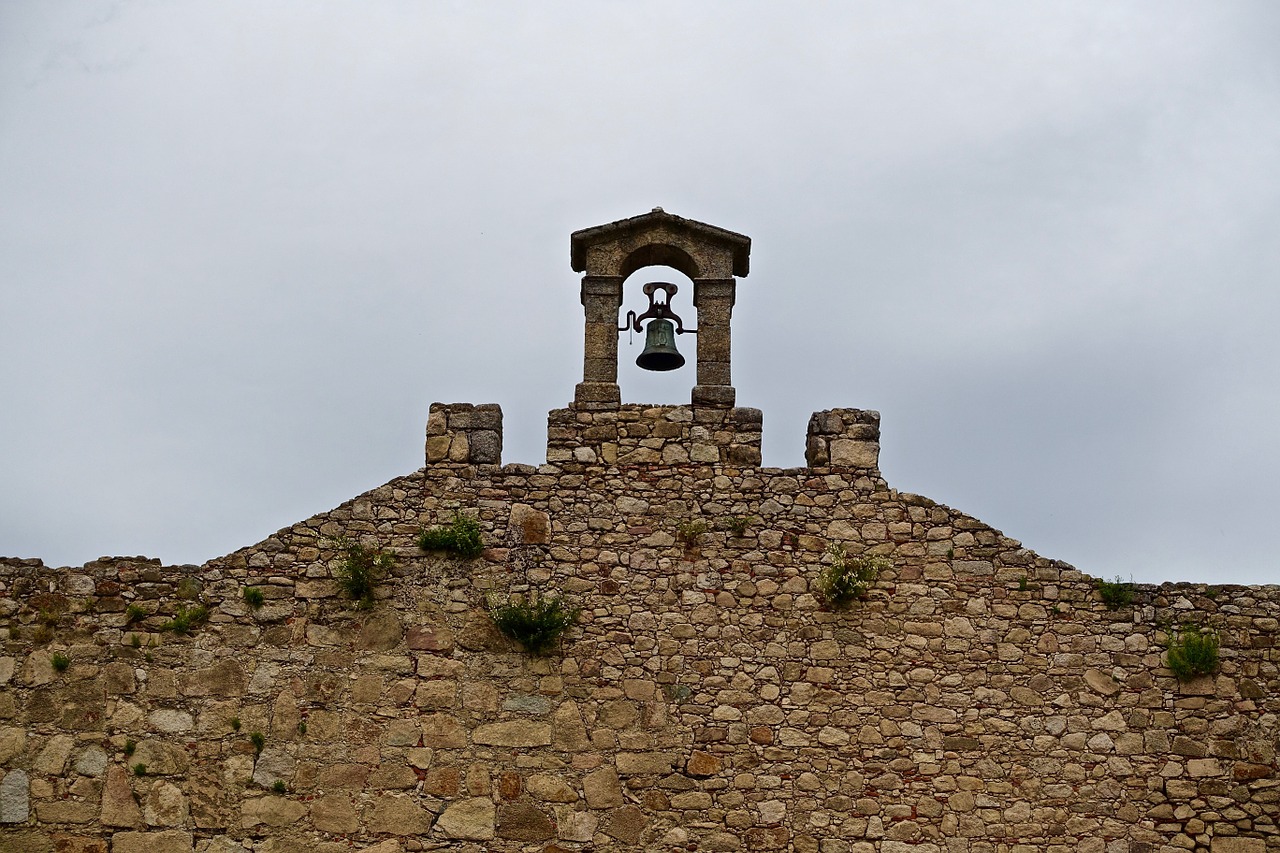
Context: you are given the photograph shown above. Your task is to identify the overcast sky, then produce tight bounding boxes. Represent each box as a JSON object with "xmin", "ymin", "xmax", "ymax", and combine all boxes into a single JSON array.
[{"xmin": 2, "ymin": 2, "xmax": 1277, "ymax": 585}]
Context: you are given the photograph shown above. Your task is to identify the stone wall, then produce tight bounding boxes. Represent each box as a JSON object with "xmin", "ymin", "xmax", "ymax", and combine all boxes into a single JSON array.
[{"xmin": 0, "ymin": 403, "xmax": 1276, "ymax": 853}]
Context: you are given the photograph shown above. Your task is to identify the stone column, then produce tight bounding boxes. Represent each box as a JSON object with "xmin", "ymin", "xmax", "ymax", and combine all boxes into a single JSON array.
[
  {"xmin": 691, "ymin": 278, "xmax": 736, "ymax": 407},
  {"xmin": 574, "ymin": 275, "xmax": 623, "ymax": 408}
]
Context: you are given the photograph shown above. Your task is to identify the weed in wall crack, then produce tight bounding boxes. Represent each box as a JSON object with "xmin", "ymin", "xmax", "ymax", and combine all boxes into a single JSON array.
[
  {"xmin": 417, "ymin": 513, "xmax": 484, "ymax": 557},
  {"xmin": 488, "ymin": 592, "xmax": 580, "ymax": 656},
  {"xmin": 1165, "ymin": 624, "xmax": 1220, "ymax": 681},
  {"xmin": 330, "ymin": 536, "xmax": 395, "ymax": 609},
  {"xmin": 817, "ymin": 544, "xmax": 887, "ymax": 609},
  {"xmin": 160, "ymin": 604, "xmax": 208, "ymax": 636},
  {"xmin": 675, "ymin": 518, "xmax": 708, "ymax": 547},
  {"xmin": 1097, "ymin": 575, "xmax": 1136, "ymax": 610}
]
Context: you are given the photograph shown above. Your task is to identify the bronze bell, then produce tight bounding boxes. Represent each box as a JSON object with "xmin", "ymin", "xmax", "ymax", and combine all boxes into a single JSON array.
[{"xmin": 636, "ymin": 318, "xmax": 685, "ymax": 371}]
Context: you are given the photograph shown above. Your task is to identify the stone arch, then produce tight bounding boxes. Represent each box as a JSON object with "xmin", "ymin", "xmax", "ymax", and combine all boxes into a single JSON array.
[{"xmin": 619, "ymin": 243, "xmax": 701, "ymax": 280}]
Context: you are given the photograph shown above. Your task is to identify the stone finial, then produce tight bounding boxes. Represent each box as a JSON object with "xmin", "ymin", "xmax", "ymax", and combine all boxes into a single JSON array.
[
  {"xmin": 426, "ymin": 403, "xmax": 502, "ymax": 466},
  {"xmin": 805, "ymin": 408, "xmax": 880, "ymax": 470}
]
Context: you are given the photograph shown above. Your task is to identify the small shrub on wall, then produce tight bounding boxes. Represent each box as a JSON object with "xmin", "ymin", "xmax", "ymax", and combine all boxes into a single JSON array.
[
  {"xmin": 488, "ymin": 592, "xmax": 580, "ymax": 655},
  {"xmin": 817, "ymin": 544, "xmax": 887, "ymax": 609},
  {"xmin": 1097, "ymin": 576, "xmax": 1136, "ymax": 610},
  {"xmin": 1166, "ymin": 624, "xmax": 1220, "ymax": 681},
  {"xmin": 417, "ymin": 513, "xmax": 484, "ymax": 558},
  {"xmin": 331, "ymin": 536, "xmax": 395, "ymax": 609}
]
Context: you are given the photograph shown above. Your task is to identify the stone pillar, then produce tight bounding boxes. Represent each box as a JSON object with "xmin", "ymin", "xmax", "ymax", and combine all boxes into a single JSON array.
[
  {"xmin": 805, "ymin": 408, "xmax": 880, "ymax": 470},
  {"xmin": 574, "ymin": 275, "xmax": 623, "ymax": 408},
  {"xmin": 691, "ymin": 278, "xmax": 736, "ymax": 408},
  {"xmin": 425, "ymin": 403, "xmax": 503, "ymax": 466}
]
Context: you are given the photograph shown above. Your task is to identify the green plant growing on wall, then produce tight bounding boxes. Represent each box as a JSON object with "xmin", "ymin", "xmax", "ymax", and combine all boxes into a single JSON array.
[
  {"xmin": 129, "ymin": 633, "xmax": 142, "ymax": 648},
  {"xmin": 133, "ymin": 763, "xmax": 147, "ymax": 776},
  {"xmin": 675, "ymin": 518, "xmax": 708, "ymax": 547},
  {"xmin": 1097, "ymin": 576, "xmax": 1135, "ymax": 610},
  {"xmin": 331, "ymin": 536, "xmax": 395, "ymax": 609},
  {"xmin": 416, "ymin": 513, "xmax": 484, "ymax": 557},
  {"xmin": 125, "ymin": 604, "xmax": 146, "ymax": 625},
  {"xmin": 51, "ymin": 652, "xmax": 70, "ymax": 672},
  {"xmin": 1165, "ymin": 624, "xmax": 1220, "ymax": 681},
  {"xmin": 160, "ymin": 604, "xmax": 208, "ymax": 635},
  {"xmin": 723, "ymin": 516, "xmax": 753, "ymax": 537},
  {"xmin": 124, "ymin": 740, "xmax": 136, "ymax": 757},
  {"xmin": 242, "ymin": 587, "xmax": 265, "ymax": 609},
  {"xmin": 488, "ymin": 592, "xmax": 580, "ymax": 656},
  {"xmin": 272, "ymin": 780, "xmax": 286, "ymax": 794},
  {"xmin": 250, "ymin": 731, "xmax": 265, "ymax": 755},
  {"xmin": 230, "ymin": 717, "xmax": 241, "ymax": 732},
  {"xmin": 817, "ymin": 544, "xmax": 888, "ymax": 609}
]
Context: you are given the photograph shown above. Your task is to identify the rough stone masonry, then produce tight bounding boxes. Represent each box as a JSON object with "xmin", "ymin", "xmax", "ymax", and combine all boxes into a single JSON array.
[{"xmin": 0, "ymin": 210, "xmax": 1275, "ymax": 853}]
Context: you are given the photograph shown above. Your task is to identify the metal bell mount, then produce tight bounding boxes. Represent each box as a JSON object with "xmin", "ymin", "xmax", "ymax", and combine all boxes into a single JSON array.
[{"xmin": 619, "ymin": 282, "xmax": 695, "ymax": 372}]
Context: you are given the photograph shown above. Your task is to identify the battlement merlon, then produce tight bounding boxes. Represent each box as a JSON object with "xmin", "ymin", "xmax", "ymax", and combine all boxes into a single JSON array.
[{"xmin": 425, "ymin": 402, "xmax": 881, "ymax": 473}]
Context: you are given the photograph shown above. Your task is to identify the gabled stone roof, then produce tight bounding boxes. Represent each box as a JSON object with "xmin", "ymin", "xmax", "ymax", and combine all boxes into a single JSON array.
[{"xmin": 570, "ymin": 207, "xmax": 751, "ymax": 276}]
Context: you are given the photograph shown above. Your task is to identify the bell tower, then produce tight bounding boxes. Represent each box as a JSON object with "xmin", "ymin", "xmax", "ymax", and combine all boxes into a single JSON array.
[{"xmin": 569, "ymin": 208, "xmax": 751, "ymax": 409}]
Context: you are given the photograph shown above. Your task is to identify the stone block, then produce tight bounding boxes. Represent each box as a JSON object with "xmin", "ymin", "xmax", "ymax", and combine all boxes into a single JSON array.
[
  {"xmin": 498, "ymin": 802, "xmax": 554, "ymax": 841},
  {"xmin": 829, "ymin": 439, "xmax": 879, "ymax": 468},
  {"xmin": 469, "ymin": 429, "xmax": 502, "ymax": 464},
  {"xmin": 0, "ymin": 830, "xmax": 53, "ymax": 853},
  {"xmin": 240, "ymin": 796, "xmax": 305, "ymax": 828},
  {"xmin": 0, "ymin": 770, "xmax": 29, "ymax": 823},
  {"xmin": 602, "ymin": 804, "xmax": 649, "ymax": 843},
  {"xmin": 0, "ymin": 727, "xmax": 26, "ymax": 764},
  {"xmin": 615, "ymin": 752, "xmax": 676, "ymax": 775},
  {"xmin": 437, "ymin": 798, "xmax": 495, "ymax": 840},
  {"xmin": 1211, "ymin": 841, "xmax": 1265, "ymax": 853},
  {"xmin": 510, "ymin": 504, "xmax": 551, "ymax": 544},
  {"xmin": 584, "ymin": 766, "xmax": 623, "ymax": 808},
  {"xmin": 368, "ymin": 795, "xmax": 433, "ymax": 835},
  {"xmin": 110, "ymin": 831, "xmax": 194, "ymax": 853},
  {"xmin": 555, "ymin": 806, "xmax": 599, "ymax": 842},
  {"xmin": 101, "ymin": 765, "xmax": 143, "ymax": 827},
  {"xmin": 310, "ymin": 794, "xmax": 359, "ymax": 834},
  {"xmin": 473, "ymin": 721, "xmax": 552, "ymax": 747}
]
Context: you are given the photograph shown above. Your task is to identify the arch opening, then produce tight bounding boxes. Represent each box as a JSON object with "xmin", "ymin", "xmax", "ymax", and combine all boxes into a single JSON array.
[{"xmin": 618, "ymin": 266, "xmax": 697, "ymax": 404}]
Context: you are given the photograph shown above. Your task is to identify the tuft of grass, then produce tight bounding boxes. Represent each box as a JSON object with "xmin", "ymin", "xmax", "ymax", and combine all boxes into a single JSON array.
[
  {"xmin": 230, "ymin": 717, "xmax": 241, "ymax": 732},
  {"xmin": 125, "ymin": 604, "xmax": 146, "ymax": 625},
  {"xmin": 488, "ymin": 592, "xmax": 580, "ymax": 656},
  {"xmin": 1097, "ymin": 576, "xmax": 1135, "ymax": 610},
  {"xmin": 417, "ymin": 513, "xmax": 484, "ymax": 558},
  {"xmin": 272, "ymin": 780, "xmax": 286, "ymax": 794},
  {"xmin": 331, "ymin": 537, "xmax": 395, "ymax": 609},
  {"xmin": 51, "ymin": 652, "xmax": 70, "ymax": 673},
  {"xmin": 124, "ymin": 740, "xmax": 136, "ymax": 757},
  {"xmin": 129, "ymin": 633, "xmax": 142, "ymax": 649},
  {"xmin": 675, "ymin": 518, "xmax": 708, "ymax": 547},
  {"xmin": 242, "ymin": 587, "xmax": 265, "ymax": 609},
  {"xmin": 250, "ymin": 731, "xmax": 265, "ymax": 755},
  {"xmin": 723, "ymin": 516, "xmax": 753, "ymax": 538},
  {"xmin": 297, "ymin": 721, "xmax": 307, "ymax": 736},
  {"xmin": 1166, "ymin": 624, "xmax": 1220, "ymax": 681},
  {"xmin": 133, "ymin": 763, "xmax": 147, "ymax": 776},
  {"xmin": 160, "ymin": 604, "xmax": 208, "ymax": 635},
  {"xmin": 817, "ymin": 544, "xmax": 887, "ymax": 609},
  {"xmin": 1018, "ymin": 576, "xmax": 1029, "ymax": 592}
]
